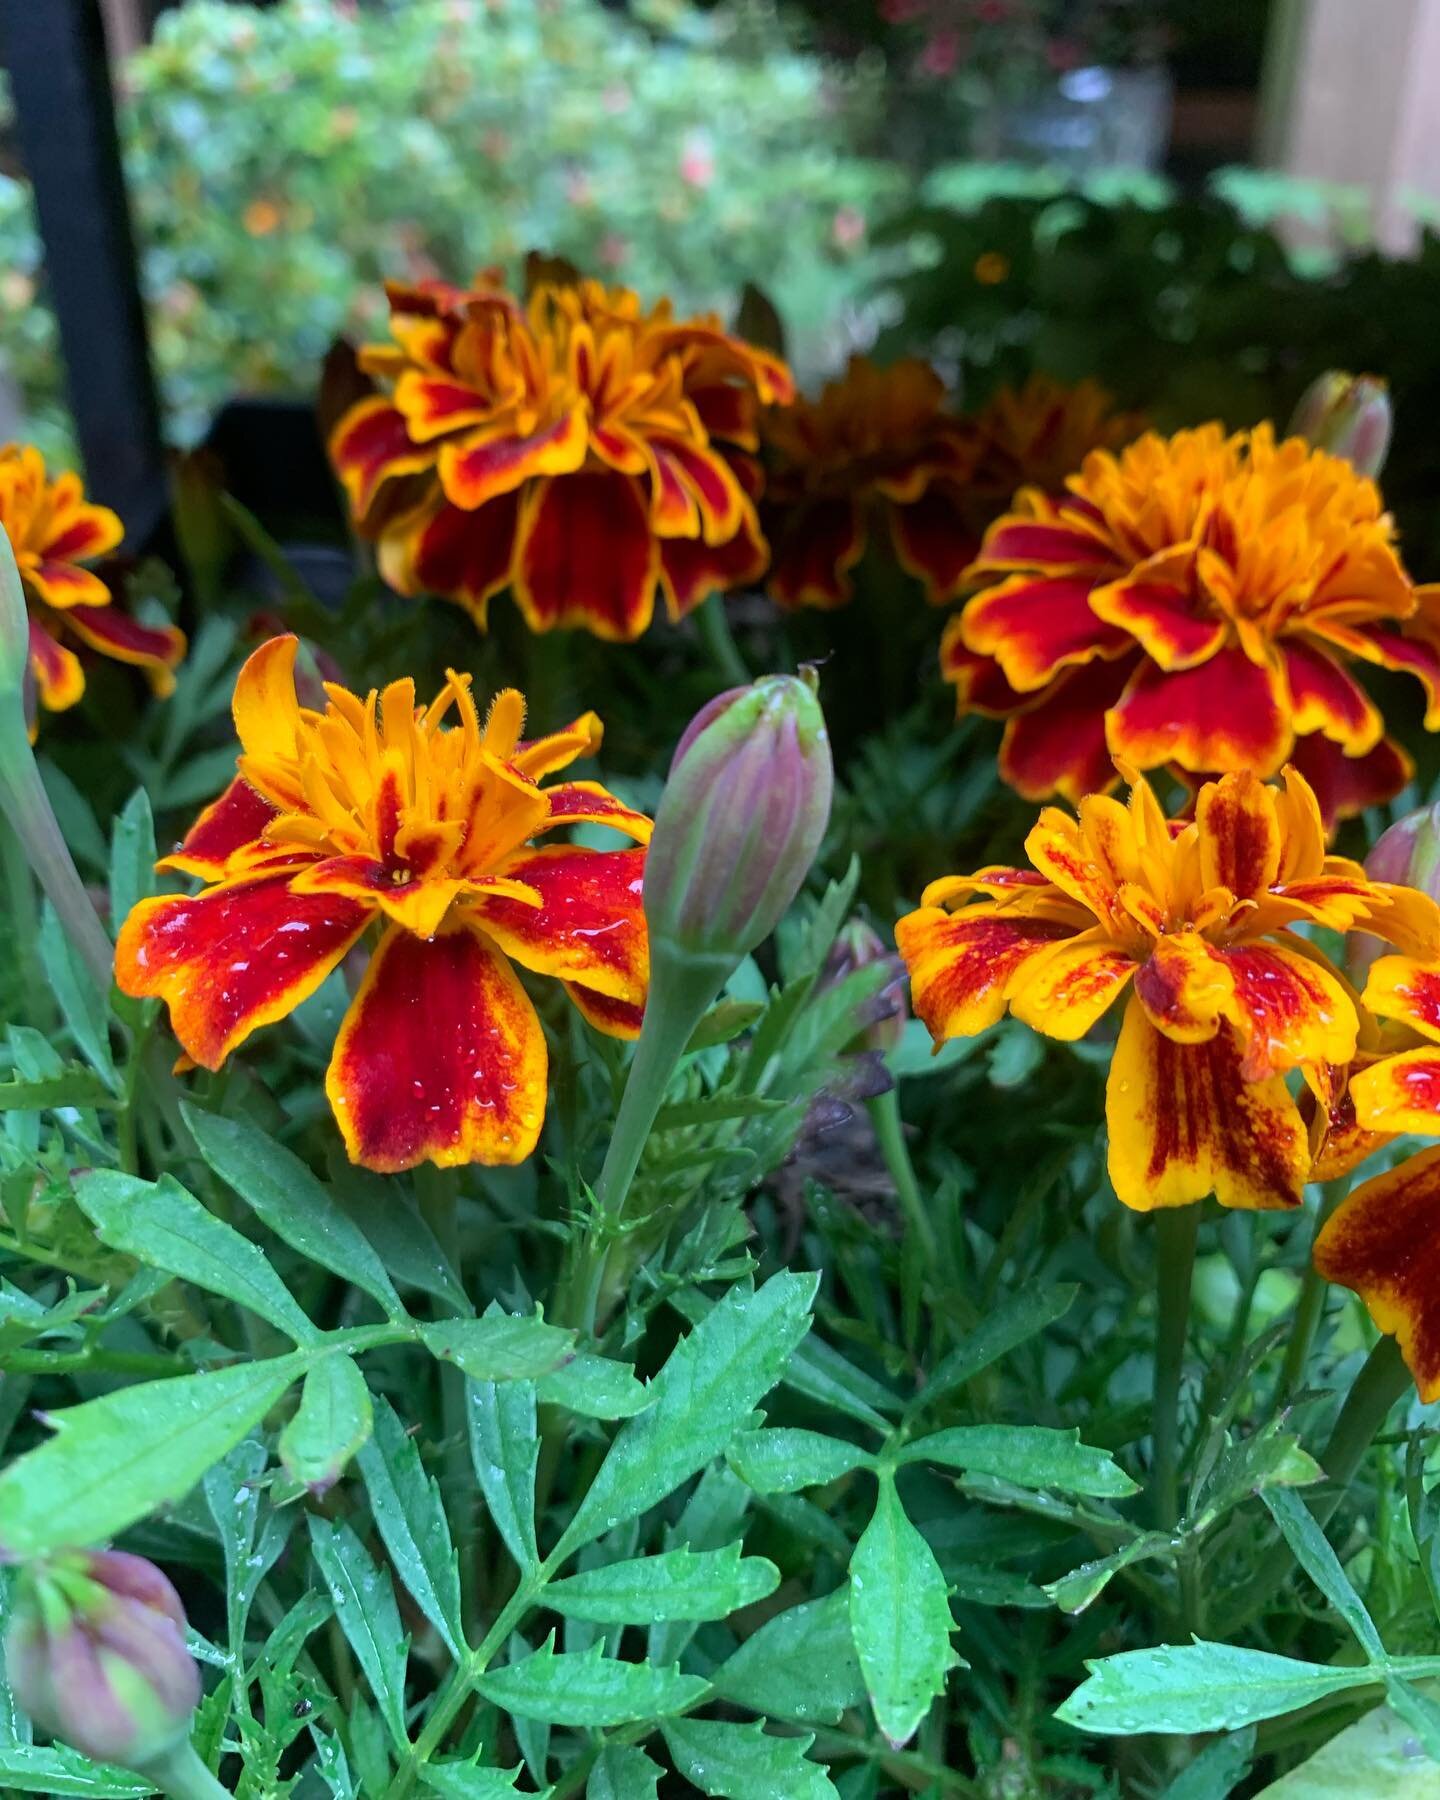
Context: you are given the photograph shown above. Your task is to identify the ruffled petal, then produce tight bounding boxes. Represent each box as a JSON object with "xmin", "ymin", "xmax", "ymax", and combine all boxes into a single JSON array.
[
  {"xmin": 888, "ymin": 487, "xmax": 977, "ymax": 605},
  {"xmin": 537, "ymin": 781, "xmax": 652, "ymax": 844},
  {"xmin": 1106, "ymin": 643, "xmax": 1291, "ymax": 777},
  {"xmin": 996, "ymin": 657, "xmax": 1136, "ymax": 803},
  {"xmin": 61, "ymin": 601, "xmax": 187, "ymax": 697},
  {"xmin": 326, "ymin": 920, "xmax": 546, "ymax": 1172},
  {"xmin": 1133, "ymin": 931, "xmax": 1234, "ymax": 1043},
  {"xmin": 1195, "ymin": 769, "xmax": 1281, "ymax": 901},
  {"xmin": 1008, "ymin": 929, "xmax": 1135, "ymax": 1039},
  {"xmin": 1349, "ymin": 1046, "xmax": 1440, "ymax": 1136},
  {"xmin": 330, "ymin": 396, "xmax": 435, "ymax": 521},
  {"xmin": 513, "ymin": 472, "xmax": 659, "ymax": 641},
  {"xmin": 974, "ymin": 515, "xmax": 1115, "ymax": 571},
  {"xmin": 471, "ymin": 845, "xmax": 647, "ymax": 1004},
  {"xmin": 939, "ymin": 630, "xmax": 1030, "ymax": 715},
  {"xmin": 961, "ymin": 573, "xmax": 1129, "ymax": 692},
  {"xmin": 27, "ymin": 618, "xmax": 84, "ymax": 712},
  {"xmin": 1286, "ymin": 731, "xmax": 1411, "ymax": 829},
  {"xmin": 1362, "ymin": 954, "xmax": 1440, "ymax": 1043},
  {"xmin": 381, "ymin": 492, "xmax": 520, "ymax": 628},
  {"xmin": 22, "ymin": 560, "xmax": 112, "ymax": 611},
  {"xmin": 895, "ymin": 903, "xmax": 1082, "ymax": 1040},
  {"xmin": 1302, "ymin": 1058, "xmax": 1393, "ymax": 1183},
  {"xmin": 437, "ymin": 408, "xmax": 589, "ymax": 511},
  {"xmin": 1106, "ymin": 1001, "xmax": 1308, "ymax": 1212},
  {"xmin": 765, "ymin": 498, "xmax": 865, "ymax": 611},
  {"xmin": 566, "ymin": 982, "xmax": 645, "ymax": 1039},
  {"xmin": 1314, "ymin": 1147, "xmax": 1440, "ymax": 1401},
  {"xmin": 114, "ymin": 869, "xmax": 371, "ymax": 1070},
  {"xmin": 657, "ymin": 513, "xmax": 767, "ymax": 621},
  {"xmin": 1283, "ymin": 639, "xmax": 1383, "ymax": 753},
  {"xmin": 155, "ymin": 775, "xmax": 279, "ymax": 878},
  {"xmin": 42, "ymin": 500, "xmax": 124, "ymax": 565},
  {"xmin": 1089, "ymin": 572, "xmax": 1227, "ymax": 671},
  {"xmin": 1216, "ymin": 939, "xmax": 1358, "ymax": 1080}
]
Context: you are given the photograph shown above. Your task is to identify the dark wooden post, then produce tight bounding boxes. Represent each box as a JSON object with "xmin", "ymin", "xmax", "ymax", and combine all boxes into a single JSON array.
[{"xmin": 0, "ymin": 0, "xmax": 167, "ymax": 540}]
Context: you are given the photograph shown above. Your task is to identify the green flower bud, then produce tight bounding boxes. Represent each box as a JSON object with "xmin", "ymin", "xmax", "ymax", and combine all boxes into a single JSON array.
[
  {"xmin": 6, "ymin": 1550, "xmax": 200, "ymax": 1768},
  {"xmin": 1288, "ymin": 372, "xmax": 1392, "ymax": 478},
  {"xmin": 825, "ymin": 919, "xmax": 908, "ymax": 1054},
  {"xmin": 645, "ymin": 669, "xmax": 833, "ymax": 965}
]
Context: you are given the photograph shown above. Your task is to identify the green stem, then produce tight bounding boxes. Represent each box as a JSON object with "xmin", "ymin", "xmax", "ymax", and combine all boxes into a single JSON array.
[
  {"xmin": 1272, "ymin": 1180, "xmax": 1349, "ymax": 1411},
  {"xmin": 0, "ymin": 810, "xmax": 47, "ymax": 1023},
  {"xmin": 1151, "ymin": 1205, "xmax": 1200, "ymax": 1531},
  {"xmin": 696, "ymin": 592, "xmax": 750, "ymax": 689},
  {"xmin": 133, "ymin": 1740, "xmax": 233, "ymax": 1800},
  {"xmin": 866, "ymin": 1087, "xmax": 939, "ymax": 1267}
]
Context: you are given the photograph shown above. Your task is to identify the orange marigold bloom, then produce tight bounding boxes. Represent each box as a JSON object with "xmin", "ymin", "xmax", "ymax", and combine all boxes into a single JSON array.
[
  {"xmin": 942, "ymin": 422, "xmax": 1440, "ymax": 825},
  {"xmin": 115, "ymin": 636, "xmax": 651, "ymax": 1173},
  {"xmin": 328, "ymin": 270, "xmax": 792, "ymax": 642},
  {"xmin": 761, "ymin": 356, "xmax": 977, "ymax": 608},
  {"xmin": 964, "ymin": 374, "xmax": 1143, "ymax": 521},
  {"xmin": 895, "ymin": 764, "xmax": 1439, "ymax": 1213},
  {"xmin": 1, "ymin": 445, "xmax": 185, "ymax": 726}
]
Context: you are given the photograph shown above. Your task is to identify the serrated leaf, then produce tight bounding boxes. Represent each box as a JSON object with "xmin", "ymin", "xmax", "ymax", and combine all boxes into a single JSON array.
[
  {"xmin": 849, "ymin": 1475, "xmax": 959, "ymax": 1747},
  {"xmin": 898, "ymin": 1425, "xmax": 1136, "ymax": 1498},
  {"xmin": 358, "ymin": 1397, "xmax": 465, "ymax": 1659},
  {"xmin": 663, "ymin": 1718, "xmax": 839, "ymax": 1800},
  {"xmin": 308, "ymin": 1516, "xmax": 410, "ymax": 1751},
  {"xmin": 75, "ymin": 1170, "xmax": 318, "ymax": 1344},
  {"xmin": 280, "ymin": 1355, "xmax": 373, "ymax": 1493},
  {"xmin": 108, "ymin": 788, "xmax": 156, "ymax": 927},
  {"xmin": 917, "ymin": 1285, "xmax": 1077, "ymax": 1410},
  {"xmin": 1261, "ymin": 1488, "xmax": 1384, "ymax": 1660},
  {"xmin": 467, "ymin": 1378, "xmax": 539, "ymax": 1572},
  {"xmin": 38, "ymin": 904, "xmax": 116, "ymax": 1088},
  {"xmin": 557, "ymin": 1273, "xmax": 816, "ymax": 1560},
  {"xmin": 588, "ymin": 1745, "xmax": 662, "ymax": 1800},
  {"xmin": 713, "ymin": 1588, "xmax": 866, "ymax": 1726},
  {"xmin": 475, "ymin": 1637, "xmax": 707, "ymax": 1725},
  {"xmin": 1044, "ymin": 1534, "xmax": 1169, "ymax": 1614},
  {"xmin": 536, "ymin": 1353, "xmax": 650, "ymax": 1419},
  {"xmin": 653, "ymin": 1092, "xmax": 788, "ymax": 1131},
  {"xmin": 422, "ymin": 1765, "xmax": 541, "ymax": 1799},
  {"xmin": 420, "ymin": 1316, "xmax": 573, "ymax": 1382},
  {"xmin": 0, "ymin": 1071, "xmax": 118, "ymax": 1112},
  {"xmin": 1056, "ymin": 1642, "xmax": 1377, "ymax": 1735},
  {"xmin": 0, "ymin": 1745, "xmax": 155, "ymax": 1795},
  {"xmin": 184, "ymin": 1106, "xmax": 404, "ymax": 1319},
  {"xmin": 0, "ymin": 1353, "xmax": 308, "ymax": 1555},
  {"xmin": 782, "ymin": 1334, "xmax": 898, "ymax": 1432},
  {"xmin": 548, "ymin": 1544, "xmax": 779, "ymax": 1624},
  {"xmin": 727, "ymin": 1427, "xmax": 872, "ymax": 1494}
]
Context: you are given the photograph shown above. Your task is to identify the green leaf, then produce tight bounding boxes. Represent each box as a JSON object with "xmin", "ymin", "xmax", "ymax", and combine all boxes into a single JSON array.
[
  {"xmin": 1157, "ymin": 1726, "xmax": 1255, "ymax": 1800},
  {"xmin": 37, "ymin": 904, "xmax": 116, "ymax": 1088},
  {"xmin": 184, "ymin": 1106, "xmax": 404, "ymax": 1320},
  {"xmin": 308, "ymin": 1516, "xmax": 410, "ymax": 1752},
  {"xmin": 712, "ymin": 1588, "xmax": 866, "ymax": 1726},
  {"xmin": 663, "ymin": 1718, "xmax": 839, "ymax": 1800},
  {"xmin": 781, "ymin": 1335, "xmax": 898, "ymax": 1433},
  {"xmin": 653, "ymin": 1092, "xmax": 788, "ymax": 1131},
  {"xmin": 0, "ymin": 1071, "xmax": 119, "ymax": 1112},
  {"xmin": 727, "ymin": 1428, "xmax": 872, "ymax": 1494},
  {"xmin": 557, "ymin": 1273, "xmax": 817, "ymax": 1560},
  {"xmin": 588, "ymin": 1745, "xmax": 663, "ymax": 1800},
  {"xmin": 327, "ymin": 1159, "xmax": 469, "ymax": 1313},
  {"xmin": 1056, "ymin": 1642, "xmax": 1378, "ymax": 1735},
  {"xmin": 1252, "ymin": 1695, "xmax": 1440, "ymax": 1796},
  {"xmin": 686, "ymin": 1001, "xmax": 765, "ymax": 1052},
  {"xmin": 916, "ymin": 1286, "xmax": 1077, "ymax": 1410},
  {"xmin": 1383, "ymin": 1677, "xmax": 1440, "ymax": 1761},
  {"xmin": 898, "ymin": 1426, "xmax": 1137, "ymax": 1498},
  {"xmin": 358, "ymin": 1396, "xmax": 465, "ymax": 1660},
  {"xmin": 108, "ymin": 788, "xmax": 156, "ymax": 927},
  {"xmin": 1261, "ymin": 1488, "xmax": 1385, "ymax": 1660},
  {"xmin": 419, "ymin": 1315, "xmax": 574, "ymax": 1382},
  {"xmin": 475, "ymin": 1637, "xmax": 707, "ymax": 1726},
  {"xmin": 849, "ymin": 1475, "xmax": 959, "ymax": 1747},
  {"xmin": 0, "ymin": 1746, "xmax": 155, "ymax": 1796},
  {"xmin": 0, "ymin": 1353, "xmax": 308, "ymax": 1554},
  {"xmin": 1044, "ymin": 1534, "xmax": 1170, "ymax": 1614},
  {"xmin": 536, "ymin": 1352, "xmax": 650, "ymax": 1419},
  {"xmin": 0, "ymin": 1284, "xmax": 100, "ymax": 1354},
  {"xmin": 467, "ymin": 1378, "xmax": 539, "ymax": 1572},
  {"xmin": 74, "ymin": 1170, "xmax": 318, "ymax": 1344},
  {"xmin": 547, "ymin": 1544, "xmax": 779, "ymax": 1623},
  {"xmin": 279, "ymin": 1354, "xmax": 373, "ymax": 1493},
  {"xmin": 422, "ymin": 1765, "xmax": 541, "ymax": 1799}
]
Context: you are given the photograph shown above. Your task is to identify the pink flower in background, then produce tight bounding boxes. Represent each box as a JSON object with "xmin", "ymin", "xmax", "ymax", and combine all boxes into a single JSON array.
[
  {"xmin": 598, "ymin": 231, "xmax": 628, "ymax": 269},
  {"xmin": 680, "ymin": 132, "xmax": 715, "ymax": 190},
  {"xmin": 832, "ymin": 206, "xmax": 866, "ymax": 250},
  {"xmin": 919, "ymin": 28, "xmax": 960, "ymax": 77}
]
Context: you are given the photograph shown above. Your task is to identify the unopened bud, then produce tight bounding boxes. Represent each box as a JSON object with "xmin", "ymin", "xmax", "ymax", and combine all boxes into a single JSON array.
[
  {"xmin": 1288, "ymin": 372, "xmax": 1392, "ymax": 478},
  {"xmin": 825, "ymin": 919, "xmax": 908, "ymax": 1054},
  {"xmin": 645, "ymin": 670, "xmax": 833, "ymax": 964},
  {"xmin": 1350, "ymin": 802, "xmax": 1440, "ymax": 982},
  {"xmin": 6, "ymin": 1550, "xmax": 200, "ymax": 1767}
]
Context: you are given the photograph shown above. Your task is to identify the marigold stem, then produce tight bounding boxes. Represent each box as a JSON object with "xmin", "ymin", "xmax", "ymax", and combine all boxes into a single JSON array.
[
  {"xmin": 133, "ymin": 1741, "xmax": 232, "ymax": 1800},
  {"xmin": 1271, "ymin": 1179, "xmax": 1350, "ymax": 1411},
  {"xmin": 1151, "ymin": 1204, "xmax": 1200, "ymax": 1531},
  {"xmin": 695, "ymin": 591, "xmax": 751, "ymax": 689},
  {"xmin": 867, "ymin": 1087, "xmax": 939, "ymax": 1267}
]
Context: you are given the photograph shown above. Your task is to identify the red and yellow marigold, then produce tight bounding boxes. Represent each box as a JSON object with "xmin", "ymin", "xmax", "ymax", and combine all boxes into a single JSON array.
[
  {"xmin": 896, "ymin": 763, "xmax": 1439, "ymax": 1213},
  {"xmin": 963, "ymin": 373, "xmax": 1143, "ymax": 525},
  {"xmin": 942, "ymin": 422, "xmax": 1440, "ymax": 825},
  {"xmin": 329, "ymin": 269, "xmax": 792, "ymax": 642},
  {"xmin": 1, "ymin": 445, "xmax": 185, "ymax": 726},
  {"xmin": 115, "ymin": 636, "xmax": 651, "ymax": 1173}
]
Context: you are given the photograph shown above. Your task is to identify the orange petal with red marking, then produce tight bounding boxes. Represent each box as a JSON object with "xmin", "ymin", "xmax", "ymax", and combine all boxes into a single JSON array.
[
  {"xmin": 22, "ymin": 560, "xmax": 112, "ymax": 611},
  {"xmin": 326, "ymin": 920, "xmax": 546, "ymax": 1172},
  {"xmin": 1008, "ymin": 928, "xmax": 1135, "ymax": 1039},
  {"xmin": 895, "ymin": 903, "xmax": 1082, "ymax": 1041},
  {"xmin": 473, "ymin": 845, "xmax": 647, "ymax": 1004},
  {"xmin": 438, "ymin": 408, "xmax": 589, "ymax": 512},
  {"xmin": 566, "ymin": 982, "xmax": 644, "ymax": 1039},
  {"xmin": 1133, "ymin": 931, "xmax": 1233, "ymax": 1043},
  {"xmin": 1106, "ymin": 644, "xmax": 1292, "ymax": 777},
  {"xmin": 536, "ymin": 780, "xmax": 652, "ymax": 844},
  {"xmin": 1362, "ymin": 955, "xmax": 1440, "ymax": 1043},
  {"xmin": 155, "ymin": 775, "xmax": 278, "ymax": 878},
  {"xmin": 960, "ymin": 572, "xmax": 1128, "ymax": 692},
  {"xmin": 1284, "ymin": 639, "xmax": 1383, "ymax": 753},
  {"xmin": 63, "ymin": 602, "xmax": 187, "ymax": 696},
  {"xmin": 330, "ymin": 396, "xmax": 434, "ymax": 520},
  {"xmin": 1216, "ymin": 939, "xmax": 1358, "ymax": 1079},
  {"xmin": 1195, "ymin": 770, "xmax": 1281, "ymax": 901},
  {"xmin": 1349, "ymin": 1044, "xmax": 1440, "ymax": 1135},
  {"xmin": 1287, "ymin": 731, "xmax": 1411, "ymax": 830},
  {"xmin": 513, "ymin": 472, "xmax": 659, "ymax": 642},
  {"xmin": 27, "ymin": 618, "xmax": 84, "ymax": 712}
]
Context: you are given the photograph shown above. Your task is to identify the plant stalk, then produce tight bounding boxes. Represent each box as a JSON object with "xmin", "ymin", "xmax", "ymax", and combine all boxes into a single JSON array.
[
  {"xmin": 1151, "ymin": 1204, "xmax": 1200, "ymax": 1531},
  {"xmin": 1271, "ymin": 1179, "xmax": 1349, "ymax": 1411},
  {"xmin": 134, "ymin": 1741, "xmax": 233, "ymax": 1800},
  {"xmin": 867, "ymin": 1087, "xmax": 939, "ymax": 1267},
  {"xmin": 696, "ymin": 591, "xmax": 750, "ymax": 689}
]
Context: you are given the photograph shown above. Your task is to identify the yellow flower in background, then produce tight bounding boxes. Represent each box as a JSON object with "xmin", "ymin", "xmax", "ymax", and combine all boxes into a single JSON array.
[{"xmin": 896, "ymin": 764, "xmax": 1439, "ymax": 1213}]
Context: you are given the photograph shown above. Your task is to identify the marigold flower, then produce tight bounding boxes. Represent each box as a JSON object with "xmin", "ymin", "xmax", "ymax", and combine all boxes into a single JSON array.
[
  {"xmin": 0, "ymin": 446, "xmax": 185, "ymax": 728},
  {"xmin": 115, "ymin": 636, "xmax": 651, "ymax": 1172},
  {"xmin": 329, "ymin": 269, "xmax": 792, "ymax": 642},
  {"xmin": 964, "ymin": 374, "xmax": 1143, "ymax": 520},
  {"xmin": 941, "ymin": 423, "xmax": 1440, "ymax": 825},
  {"xmin": 761, "ymin": 356, "xmax": 977, "ymax": 609},
  {"xmin": 895, "ymin": 764, "xmax": 1438, "ymax": 1213}
]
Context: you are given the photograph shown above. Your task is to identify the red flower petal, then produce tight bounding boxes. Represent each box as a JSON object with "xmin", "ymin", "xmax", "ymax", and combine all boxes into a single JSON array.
[
  {"xmin": 566, "ymin": 982, "xmax": 645, "ymax": 1039},
  {"xmin": 648, "ymin": 437, "xmax": 745, "ymax": 542},
  {"xmin": 326, "ymin": 920, "xmax": 546, "ymax": 1172},
  {"xmin": 1194, "ymin": 769, "xmax": 1281, "ymax": 901},
  {"xmin": 1090, "ymin": 576, "xmax": 1227, "ymax": 671},
  {"xmin": 43, "ymin": 503, "xmax": 124, "ymax": 565},
  {"xmin": 765, "ymin": 498, "xmax": 865, "ymax": 610},
  {"xmin": 977, "ymin": 518, "xmax": 1116, "ymax": 569},
  {"xmin": 114, "ymin": 870, "xmax": 371, "ymax": 1070},
  {"xmin": 23, "ymin": 560, "xmax": 112, "ymax": 610},
  {"xmin": 513, "ymin": 472, "xmax": 659, "ymax": 641},
  {"xmin": 998, "ymin": 656, "xmax": 1136, "ymax": 802},
  {"xmin": 329, "ymin": 396, "xmax": 434, "ymax": 521},
  {"xmin": 386, "ymin": 492, "xmax": 521, "ymax": 627},
  {"xmin": 27, "ymin": 617, "xmax": 84, "ymax": 712},
  {"xmin": 1287, "ymin": 731, "xmax": 1412, "ymax": 828},
  {"xmin": 889, "ymin": 488, "xmax": 978, "ymax": 605},
  {"xmin": 438, "ymin": 408, "xmax": 589, "ymax": 511},
  {"xmin": 472, "ymin": 845, "xmax": 647, "ymax": 1004},
  {"xmin": 961, "ymin": 573, "xmax": 1128, "ymax": 691},
  {"xmin": 539, "ymin": 781, "xmax": 652, "ymax": 843},
  {"xmin": 393, "ymin": 371, "xmax": 496, "ymax": 441},
  {"xmin": 657, "ymin": 514, "xmax": 767, "ymax": 620},
  {"xmin": 1283, "ymin": 639, "xmax": 1383, "ymax": 752},
  {"xmin": 939, "ymin": 628, "xmax": 1029, "ymax": 715},
  {"xmin": 156, "ymin": 775, "xmax": 279, "ymax": 878},
  {"xmin": 895, "ymin": 904, "xmax": 1081, "ymax": 1040},
  {"xmin": 1106, "ymin": 644, "xmax": 1291, "ymax": 776},
  {"xmin": 63, "ymin": 602, "xmax": 187, "ymax": 696}
]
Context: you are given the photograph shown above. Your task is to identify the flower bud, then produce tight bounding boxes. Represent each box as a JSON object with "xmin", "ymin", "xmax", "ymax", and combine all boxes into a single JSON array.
[
  {"xmin": 1350, "ymin": 801, "xmax": 1440, "ymax": 982},
  {"xmin": 1288, "ymin": 372, "xmax": 1392, "ymax": 478},
  {"xmin": 824, "ymin": 919, "xmax": 908, "ymax": 1054},
  {"xmin": 645, "ymin": 669, "xmax": 833, "ymax": 964},
  {"xmin": 6, "ymin": 1550, "xmax": 200, "ymax": 1767}
]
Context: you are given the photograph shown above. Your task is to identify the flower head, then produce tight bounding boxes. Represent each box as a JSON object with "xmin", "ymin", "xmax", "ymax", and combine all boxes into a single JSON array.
[
  {"xmin": 761, "ymin": 356, "xmax": 977, "ymax": 608},
  {"xmin": 965, "ymin": 374, "xmax": 1143, "ymax": 517},
  {"xmin": 0, "ymin": 446, "xmax": 185, "ymax": 729},
  {"xmin": 896, "ymin": 763, "xmax": 1438, "ymax": 1212},
  {"xmin": 329, "ymin": 269, "xmax": 792, "ymax": 642},
  {"xmin": 115, "ymin": 636, "xmax": 652, "ymax": 1172},
  {"xmin": 942, "ymin": 423, "xmax": 1440, "ymax": 825}
]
